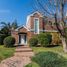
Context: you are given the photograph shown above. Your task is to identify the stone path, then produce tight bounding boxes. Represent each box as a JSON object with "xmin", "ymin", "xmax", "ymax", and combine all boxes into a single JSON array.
[{"xmin": 0, "ymin": 46, "xmax": 34, "ymax": 67}]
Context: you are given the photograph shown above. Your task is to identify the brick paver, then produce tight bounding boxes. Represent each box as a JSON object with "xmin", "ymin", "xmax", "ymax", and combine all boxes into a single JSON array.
[{"xmin": 0, "ymin": 46, "xmax": 34, "ymax": 67}]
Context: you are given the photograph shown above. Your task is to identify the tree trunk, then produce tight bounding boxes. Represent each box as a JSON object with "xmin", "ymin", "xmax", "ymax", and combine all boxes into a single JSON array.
[{"xmin": 61, "ymin": 36, "xmax": 67, "ymax": 53}]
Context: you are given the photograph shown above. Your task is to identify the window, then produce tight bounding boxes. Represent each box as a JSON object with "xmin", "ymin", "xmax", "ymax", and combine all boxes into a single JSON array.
[{"xmin": 34, "ymin": 18, "xmax": 39, "ymax": 34}]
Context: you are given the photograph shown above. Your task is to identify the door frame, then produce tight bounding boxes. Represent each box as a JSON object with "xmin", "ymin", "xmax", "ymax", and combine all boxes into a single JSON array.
[{"xmin": 19, "ymin": 34, "xmax": 27, "ymax": 45}]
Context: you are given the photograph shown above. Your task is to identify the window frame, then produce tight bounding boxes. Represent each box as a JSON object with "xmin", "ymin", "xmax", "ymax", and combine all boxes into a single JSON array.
[{"xmin": 34, "ymin": 18, "xmax": 39, "ymax": 34}]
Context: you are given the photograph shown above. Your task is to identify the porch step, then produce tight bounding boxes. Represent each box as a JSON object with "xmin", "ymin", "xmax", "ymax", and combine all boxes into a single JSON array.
[
  {"xmin": 15, "ymin": 48, "xmax": 33, "ymax": 52},
  {"xmin": 16, "ymin": 45, "xmax": 29, "ymax": 48},
  {"xmin": 14, "ymin": 52, "xmax": 34, "ymax": 57},
  {"xmin": 15, "ymin": 46, "xmax": 34, "ymax": 57}
]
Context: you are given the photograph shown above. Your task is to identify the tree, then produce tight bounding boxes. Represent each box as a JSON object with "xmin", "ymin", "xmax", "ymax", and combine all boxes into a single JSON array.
[
  {"xmin": 0, "ymin": 22, "xmax": 11, "ymax": 35},
  {"xmin": 0, "ymin": 20, "xmax": 18, "ymax": 36},
  {"xmin": 33, "ymin": 0, "xmax": 67, "ymax": 52},
  {"xmin": 11, "ymin": 19, "xmax": 18, "ymax": 29}
]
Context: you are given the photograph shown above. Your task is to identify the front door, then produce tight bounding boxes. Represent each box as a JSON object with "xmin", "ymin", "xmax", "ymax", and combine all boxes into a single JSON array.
[
  {"xmin": 19, "ymin": 34, "xmax": 27, "ymax": 45},
  {"xmin": 21, "ymin": 35, "xmax": 25, "ymax": 44}
]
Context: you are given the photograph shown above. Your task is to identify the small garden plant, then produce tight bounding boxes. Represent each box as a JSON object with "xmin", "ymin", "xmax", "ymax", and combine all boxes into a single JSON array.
[{"xmin": 4, "ymin": 36, "xmax": 15, "ymax": 47}]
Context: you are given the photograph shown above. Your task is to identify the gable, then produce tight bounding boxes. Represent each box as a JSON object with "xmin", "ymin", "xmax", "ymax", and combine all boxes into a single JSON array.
[
  {"xmin": 15, "ymin": 25, "xmax": 29, "ymax": 32},
  {"xmin": 26, "ymin": 11, "xmax": 43, "ymax": 30},
  {"xmin": 30, "ymin": 11, "xmax": 43, "ymax": 17},
  {"xmin": 18, "ymin": 27, "xmax": 28, "ymax": 33}
]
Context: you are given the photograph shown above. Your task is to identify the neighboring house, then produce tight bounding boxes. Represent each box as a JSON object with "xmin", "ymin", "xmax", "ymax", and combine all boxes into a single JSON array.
[{"xmin": 11, "ymin": 11, "xmax": 58, "ymax": 46}]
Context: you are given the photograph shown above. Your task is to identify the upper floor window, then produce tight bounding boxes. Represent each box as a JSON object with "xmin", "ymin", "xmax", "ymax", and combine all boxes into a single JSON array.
[{"xmin": 34, "ymin": 18, "xmax": 39, "ymax": 34}]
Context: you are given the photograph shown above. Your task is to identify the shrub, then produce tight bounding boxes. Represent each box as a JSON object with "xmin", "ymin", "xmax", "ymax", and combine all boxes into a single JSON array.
[
  {"xmin": 32, "ymin": 52, "xmax": 65, "ymax": 67},
  {"xmin": 51, "ymin": 33, "xmax": 61, "ymax": 45},
  {"xmin": 4, "ymin": 36, "xmax": 15, "ymax": 47},
  {"xmin": 38, "ymin": 33, "xmax": 52, "ymax": 47},
  {"xmin": 0, "ymin": 34, "xmax": 6, "ymax": 45},
  {"xmin": 29, "ymin": 37, "xmax": 38, "ymax": 47}
]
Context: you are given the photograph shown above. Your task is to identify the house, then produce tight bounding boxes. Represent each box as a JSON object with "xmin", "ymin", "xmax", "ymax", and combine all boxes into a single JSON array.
[{"xmin": 11, "ymin": 11, "xmax": 58, "ymax": 46}]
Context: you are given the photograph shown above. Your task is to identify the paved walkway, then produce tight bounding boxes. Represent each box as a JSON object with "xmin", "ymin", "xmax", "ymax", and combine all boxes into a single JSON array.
[{"xmin": 0, "ymin": 46, "xmax": 34, "ymax": 67}]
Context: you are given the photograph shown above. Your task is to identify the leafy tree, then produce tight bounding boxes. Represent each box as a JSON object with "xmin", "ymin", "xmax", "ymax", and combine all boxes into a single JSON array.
[
  {"xmin": 33, "ymin": 0, "xmax": 67, "ymax": 52},
  {"xmin": 0, "ymin": 20, "xmax": 18, "ymax": 45},
  {"xmin": 0, "ymin": 20, "xmax": 18, "ymax": 35},
  {"xmin": 11, "ymin": 19, "xmax": 18, "ymax": 29},
  {"xmin": 0, "ymin": 22, "xmax": 11, "ymax": 35}
]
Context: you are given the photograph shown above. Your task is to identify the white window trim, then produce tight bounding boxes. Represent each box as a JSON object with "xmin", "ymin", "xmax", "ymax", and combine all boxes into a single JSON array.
[{"xmin": 34, "ymin": 18, "xmax": 39, "ymax": 34}]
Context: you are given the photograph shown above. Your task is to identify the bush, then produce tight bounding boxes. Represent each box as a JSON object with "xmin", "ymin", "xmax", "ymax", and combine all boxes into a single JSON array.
[
  {"xmin": 32, "ymin": 52, "xmax": 66, "ymax": 67},
  {"xmin": 0, "ymin": 35, "xmax": 6, "ymax": 45},
  {"xmin": 38, "ymin": 33, "xmax": 52, "ymax": 47},
  {"xmin": 29, "ymin": 37, "xmax": 38, "ymax": 47},
  {"xmin": 4, "ymin": 36, "xmax": 15, "ymax": 47},
  {"xmin": 51, "ymin": 33, "xmax": 61, "ymax": 45}
]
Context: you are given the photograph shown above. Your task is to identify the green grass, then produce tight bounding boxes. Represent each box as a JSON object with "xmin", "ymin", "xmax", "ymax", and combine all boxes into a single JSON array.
[
  {"xmin": 0, "ymin": 45, "xmax": 15, "ymax": 62},
  {"xmin": 32, "ymin": 46, "xmax": 67, "ymax": 58},
  {"xmin": 32, "ymin": 46, "xmax": 63, "ymax": 53},
  {"xmin": 25, "ymin": 46, "xmax": 67, "ymax": 67},
  {"xmin": 25, "ymin": 62, "xmax": 40, "ymax": 67}
]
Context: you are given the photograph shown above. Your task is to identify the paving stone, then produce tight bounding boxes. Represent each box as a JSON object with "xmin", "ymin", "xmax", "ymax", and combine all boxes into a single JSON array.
[{"xmin": 0, "ymin": 46, "xmax": 34, "ymax": 67}]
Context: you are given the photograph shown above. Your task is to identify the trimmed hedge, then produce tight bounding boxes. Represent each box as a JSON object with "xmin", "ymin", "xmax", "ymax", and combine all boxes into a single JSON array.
[
  {"xmin": 38, "ymin": 33, "xmax": 52, "ymax": 47},
  {"xmin": 4, "ymin": 36, "xmax": 15, "ymax": 47},
  {"xmin": 29, "ymin": 33, "xmax": 52, "ymax": 47},
  {"xmin": 29, "ymin": 37, "xmax": 38, "ymax": 47},
  {"xmin": 32, "ymin": 52, "xmax": 66, "ymax": 67}
]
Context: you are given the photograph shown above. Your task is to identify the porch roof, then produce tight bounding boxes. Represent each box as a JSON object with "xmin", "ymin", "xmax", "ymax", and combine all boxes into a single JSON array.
[{"xmin": 15, "ymin": 25, "xmax": 30, "ymax": 31}]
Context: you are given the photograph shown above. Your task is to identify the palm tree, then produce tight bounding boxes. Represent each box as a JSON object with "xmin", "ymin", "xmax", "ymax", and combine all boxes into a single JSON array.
[
  {"xmin": 0, "ymin": 22, "xmax": 11, "ymax": 35},
  {"xmin": 11, "ymin": 19, "xmax": 18, "ymax": 29},
  {"xmin": 0, "ymin": 20, "xmax": 18, "ymax": 36}
]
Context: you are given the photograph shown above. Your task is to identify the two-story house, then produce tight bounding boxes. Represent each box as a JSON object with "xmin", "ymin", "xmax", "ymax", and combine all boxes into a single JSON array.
[{"xmin": 11, "ymin": 11, "xmax": 58, "ymax": 46}]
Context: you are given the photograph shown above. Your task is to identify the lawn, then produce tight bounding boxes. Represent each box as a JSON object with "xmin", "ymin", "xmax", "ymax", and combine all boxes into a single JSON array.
[
  {"xmin": 32, "ymin": 46, "xmax": 63, "ymax": 53},
  {"xmin": 25, "ymin": 46, "xmax": 67, "ymax": 67},
  {"xmin": 32, "ymin": 46, "xmax": 67, "ymax": 58},
  {"xmin": 0, "ymin": 45, "xmax": 15, "ymax": 62}
]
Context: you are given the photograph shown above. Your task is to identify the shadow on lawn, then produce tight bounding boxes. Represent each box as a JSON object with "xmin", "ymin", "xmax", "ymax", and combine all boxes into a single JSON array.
[{"xmin": 36, "ymin": 44, "xmax": 60, "ymax": 48}]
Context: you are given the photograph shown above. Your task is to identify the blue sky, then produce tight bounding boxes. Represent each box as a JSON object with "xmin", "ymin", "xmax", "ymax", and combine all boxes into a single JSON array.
[
  {"xmin": 0, "ymin": 0, "xmax": 67, "ymax": 27},
  {"xmin": 0, "ymin": 0, "xmax": 35, "ymax": 26}
]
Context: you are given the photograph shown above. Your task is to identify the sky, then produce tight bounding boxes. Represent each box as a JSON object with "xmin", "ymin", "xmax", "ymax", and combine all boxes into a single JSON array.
[
  {"xmin": 0, "ymin": 0, "xmax": 67, "ymax": 27},
  {"xmin": 0, "ymin": 0, "xmax": 35, "ymax": 26}
]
